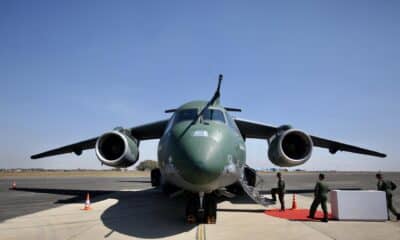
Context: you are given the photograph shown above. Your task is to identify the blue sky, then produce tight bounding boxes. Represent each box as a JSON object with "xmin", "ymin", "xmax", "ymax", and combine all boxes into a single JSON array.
[{"xmin": 1, "ymin": 1, "xmax": 399, "ymax": 171}]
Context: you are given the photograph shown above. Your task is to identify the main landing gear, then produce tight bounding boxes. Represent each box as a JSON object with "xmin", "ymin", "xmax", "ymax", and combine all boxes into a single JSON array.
[
  {"xmin": 185, "ymin": 192, "xmax": 217, "ymax": 224},
  {"xmin": 151, "ymin": 168, "xmax": 161, "ymax": 187}
]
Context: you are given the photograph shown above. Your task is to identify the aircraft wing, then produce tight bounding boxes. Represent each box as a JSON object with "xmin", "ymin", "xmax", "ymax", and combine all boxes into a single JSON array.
[
  {"xmin": 30, "ymin": 137, "xmax": 98, "ymax": 159},
  {"xmin": 234, "ymin": 118, "xmax": 278, "ymax": 139},
  {"xmin": 31, "ymin": 119, "xmax": 169, "ymax": 159},
  {"xmin": 130, "ymin": 119, "xmax": 169, "ymax": 140},
  {"xmin": 234, "ymin": 118, "xmax": 386, "ymax": 158}
]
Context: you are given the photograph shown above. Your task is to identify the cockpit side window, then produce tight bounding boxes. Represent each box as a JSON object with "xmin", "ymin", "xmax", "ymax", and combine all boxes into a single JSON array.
[
  {"xmin": 164, "ymin": 114, "xmax": 175, "ymax": 134},
  {"xmin": 226, "ymin": 113, "xmax": 241, "ymax": 134},
  {"xmin": 164, "ymin": 108, "xmax": 198, "ymax": 134},
  {"xmin": 202, "ymin": 109, "xmax": 225, "ymax": 123}
]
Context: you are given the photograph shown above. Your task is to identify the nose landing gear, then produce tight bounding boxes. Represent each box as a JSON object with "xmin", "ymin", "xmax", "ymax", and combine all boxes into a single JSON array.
[{"xmin": 185, "ymin": 192, "xmax": 217, "ymax": 224}]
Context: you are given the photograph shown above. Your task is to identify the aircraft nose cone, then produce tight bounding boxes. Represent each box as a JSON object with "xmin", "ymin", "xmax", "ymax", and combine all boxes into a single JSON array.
[{"xmin": 172, "ymin": 127, "xmax": 227, "ymax": 185}]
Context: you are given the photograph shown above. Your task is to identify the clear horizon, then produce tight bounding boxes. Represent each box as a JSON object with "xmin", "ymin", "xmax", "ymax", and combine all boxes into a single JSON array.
[{"xmin": 1, "ymin": 1, "xmax": 399, "ymax": 171}]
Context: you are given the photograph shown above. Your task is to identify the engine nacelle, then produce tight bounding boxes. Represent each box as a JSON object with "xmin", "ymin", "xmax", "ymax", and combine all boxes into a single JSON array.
[
  {"xmin": 95, "ymin": 129, "xmax": 139, "ymax": 168},
  {"xmin": 268, "ymin": 127, "xmax": 313, "ymax": 167}
]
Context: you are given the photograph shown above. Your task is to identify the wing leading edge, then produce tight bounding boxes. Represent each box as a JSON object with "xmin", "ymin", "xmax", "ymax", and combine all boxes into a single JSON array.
[
  {"xmin": 30, "ymin": 137, "xmax": 98, "ymax": 159},
  {"xmin": 234, "ymin": 118, "xmax": 386, "ymax": 158},
  {"xmin": 31, "ymin": 119, "xmax": 169, "ymax": 160}
]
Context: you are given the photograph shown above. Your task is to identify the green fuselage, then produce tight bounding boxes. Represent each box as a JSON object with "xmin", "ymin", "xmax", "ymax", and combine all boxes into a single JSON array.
[{"xmin": 157, "ymin": 101, "xmax": 246, "ymax": 193}]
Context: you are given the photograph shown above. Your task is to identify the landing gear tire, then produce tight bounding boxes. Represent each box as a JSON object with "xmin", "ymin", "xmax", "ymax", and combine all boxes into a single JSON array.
[
  {"xmin": 151, "ymin": 168, "xmax": 161, "ymax": 187},
  {"xmin": 197, "ymin": 210, "xmax": 205, "ymax": 223},
  {"xmin": 185, "ymin": 193, "xmax": 200, "ymax": 224},
  {"xmin": 204, "ymin": 193, "xmax": 217, "ymax": 224}
]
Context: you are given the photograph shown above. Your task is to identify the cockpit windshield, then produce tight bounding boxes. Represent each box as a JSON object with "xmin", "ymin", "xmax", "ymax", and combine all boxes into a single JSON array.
[
  {"xmin": 172, "ymin": 108, "xmax": 226, "ymax": 125},
  {"xmin": 202, "ymin": 109, "xmax": 225, "ymax": 123},
  {"xmin": 174, "ymin": 109, "xmax": 198, "ymax": 123}
]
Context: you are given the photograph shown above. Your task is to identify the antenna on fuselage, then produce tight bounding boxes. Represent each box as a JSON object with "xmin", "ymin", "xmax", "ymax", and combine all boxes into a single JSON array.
[
  {"xmin": 210, "ymin": 74, "xmax": 223, "ymax": 106},
  {"xmin": 178, "ymin": 74, "xmax": 224, "ymax": 137},
  {"xmin": 164, "ymin": 74, "xmax": 223, "ymax": 115},
  {"xmin": 200, "ymin": 74, "xmax": 223, "ymax": 116}
]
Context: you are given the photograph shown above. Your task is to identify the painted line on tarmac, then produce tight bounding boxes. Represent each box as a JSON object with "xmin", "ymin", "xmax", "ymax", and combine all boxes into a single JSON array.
[{"xmin": 196, "ymin": 224, "xmax": 206, "ymax": 240}]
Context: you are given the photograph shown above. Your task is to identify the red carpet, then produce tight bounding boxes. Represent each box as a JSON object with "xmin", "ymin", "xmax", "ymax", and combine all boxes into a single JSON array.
[{"xmin": 264, "ymin": 209, "xmax": 333, "ymax": 221}]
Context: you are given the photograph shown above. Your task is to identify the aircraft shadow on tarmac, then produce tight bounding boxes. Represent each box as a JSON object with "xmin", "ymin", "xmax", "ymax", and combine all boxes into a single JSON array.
[
  {"xmin": 101, "ymin": 189, "xmax": 195, "ymax": 238},
  {"xmin": 12, "ymin": 187, "xmax": 265, "ymax": 238},
  {"xmin": 13, "ymin": 187, "xmax": 195, "ymax": 238},
  {"xmin": 13, "ymin": 188, "xmax": 116, "ymax": 203}
]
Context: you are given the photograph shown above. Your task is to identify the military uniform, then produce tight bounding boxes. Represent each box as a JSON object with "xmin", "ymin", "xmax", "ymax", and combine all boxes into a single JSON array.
[
  {"xmin": 309, "ymin": 180, "xmax": 329, "ymax": 221},
  {"xmin": 377, "ymin": 179, "xmax": 399, "ymax": 220},
  {"xmin": 271, "ymin": 178, "xmax": 286, "ymax": 210}
]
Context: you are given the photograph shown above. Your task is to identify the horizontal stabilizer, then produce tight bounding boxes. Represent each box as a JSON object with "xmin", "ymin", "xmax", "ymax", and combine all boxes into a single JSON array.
[
  {"xmin": 164, "ymin": 109, "xmax": 176, "ymax": 113},
  {"xmin": 224, "ymin": 107, "xmax": 242, "ymax": 112}
]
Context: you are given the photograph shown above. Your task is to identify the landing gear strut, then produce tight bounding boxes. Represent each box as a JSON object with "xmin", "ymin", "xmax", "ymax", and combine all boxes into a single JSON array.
[{"xmin": 185, "ymin": 192, "xmax": 217, "ymax": 224}]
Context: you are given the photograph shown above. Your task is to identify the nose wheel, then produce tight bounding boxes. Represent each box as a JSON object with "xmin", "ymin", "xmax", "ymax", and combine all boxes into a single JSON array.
[{"xmin": 185, "ymin": 192, "xmax": 217, "ymax": 224}]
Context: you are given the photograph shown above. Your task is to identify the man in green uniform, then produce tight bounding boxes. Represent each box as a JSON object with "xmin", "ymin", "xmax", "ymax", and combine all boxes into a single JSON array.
[
  {"xmin": 308, "ymin": 173, "xmax": 329, "ymax": 222},
  {"xmin": 376, "ymin": 173, "xmax": 400, "ymax": 221},
  {"xmin": 271, "ymin": 172, "xmax": 285, "ymax": 211}
]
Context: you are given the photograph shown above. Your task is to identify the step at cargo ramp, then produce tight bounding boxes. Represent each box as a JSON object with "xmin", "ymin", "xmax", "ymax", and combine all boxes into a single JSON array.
[{"xmin": 239, "ymin": 172, "xmax": 275, "ymax": 207}]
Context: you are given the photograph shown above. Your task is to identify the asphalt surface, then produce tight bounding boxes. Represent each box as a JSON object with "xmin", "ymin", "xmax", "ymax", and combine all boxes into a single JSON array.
[
  {"xmin": 1, "ymin": 172, "xmax": 399, "ymax": 223},
  {"xmin": 0, "ymin": 177, "xmax": 151, "ymax": 222}
]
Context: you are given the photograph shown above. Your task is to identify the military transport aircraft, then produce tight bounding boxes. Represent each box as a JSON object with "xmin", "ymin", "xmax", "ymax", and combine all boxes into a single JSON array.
[{"xmin": 31, "ymin": 75, "xmax": 386, "ymax": 223}]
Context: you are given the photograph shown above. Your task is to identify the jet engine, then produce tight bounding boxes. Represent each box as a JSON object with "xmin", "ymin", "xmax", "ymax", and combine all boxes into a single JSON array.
[
  {"xmin": 268, "ymin": 126, "xmax": 313, "ymax": 167},
  {"xmin": 95, "ymin": 129, "xmax": 139, "ymax": 168}
]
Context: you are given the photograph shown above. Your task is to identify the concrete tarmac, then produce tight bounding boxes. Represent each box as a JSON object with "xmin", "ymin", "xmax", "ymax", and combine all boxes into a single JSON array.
[{"xmin": 1, "ymin": 172, "xmax": 399, "ymax": 239}]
